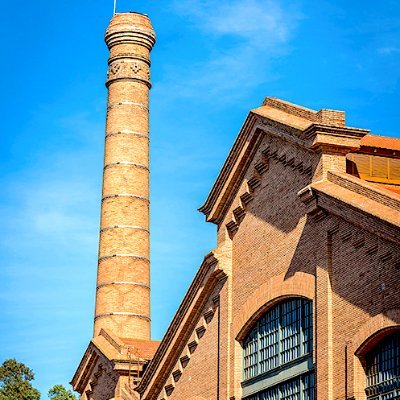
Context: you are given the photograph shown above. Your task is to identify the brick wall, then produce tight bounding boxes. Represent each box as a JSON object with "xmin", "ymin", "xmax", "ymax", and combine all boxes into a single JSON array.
[{"xmin": 143, "ymin": 112, "xmax": 399, "ymax": 400}]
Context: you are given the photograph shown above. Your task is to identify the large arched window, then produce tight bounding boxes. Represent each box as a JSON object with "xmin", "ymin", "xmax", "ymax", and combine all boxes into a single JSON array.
[
  {"xmin": 365, "ymin": 333, "xmax": 400, "ymax": 400},
  {"xmin": 242, "ymin": 298, "xmax": 314, "ymax": 400}
]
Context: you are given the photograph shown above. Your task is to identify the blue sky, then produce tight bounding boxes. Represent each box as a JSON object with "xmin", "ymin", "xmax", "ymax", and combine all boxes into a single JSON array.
[{"xmin": 0, "ymin": 0, "xmax": 399, "ymax": 397}]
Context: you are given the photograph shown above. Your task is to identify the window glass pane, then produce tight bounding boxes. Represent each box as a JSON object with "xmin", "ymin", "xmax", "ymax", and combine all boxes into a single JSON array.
[
  {"xmin": 281, "ymin": 376, "xmax": 301, "ymax": 400},
  {"xmin": 303, "ymin": 372, "xmax": 315, "ymax": 400},
  {"xmin": 259, "ymin": 306, "xmax": 279, "ymax": 373},
  {"xmin": 243, "ymin": 373, "xmax": 314, "ymax": 400},
  {"xmin": 366, "ymin": 333, "xmax": 400, "ymax": 400},
  {"xmin": 244, "ymin": 326, "xmax": 258, "ymax": 380},
  {"xmin": 280, "ymin": 299, "xmax": 302, "ymax": 365},
  {"xmin": 243, "ymin": 298, "xmax": 313, "ymax": 382},
  {"xmin": 302, "ymin": 301, "xmax": 313, "ymax": 355}
]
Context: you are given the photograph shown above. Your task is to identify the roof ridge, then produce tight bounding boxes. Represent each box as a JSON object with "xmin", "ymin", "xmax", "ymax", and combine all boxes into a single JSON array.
[{"xmin": 263, "ymin": 97, "xmax": 345, "ymax": 127}]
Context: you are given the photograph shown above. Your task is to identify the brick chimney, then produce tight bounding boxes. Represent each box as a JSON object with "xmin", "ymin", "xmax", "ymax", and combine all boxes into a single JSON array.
[{"xmin": 94, "ymin": 12, "xmax": 156, "ymax": 340}]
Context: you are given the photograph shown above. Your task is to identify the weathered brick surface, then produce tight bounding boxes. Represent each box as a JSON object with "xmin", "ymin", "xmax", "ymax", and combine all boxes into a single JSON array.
[
  {"xmin": 97, "ymin": 257, "xmax": 150, "ymax": 285},
  {"xmin": 75, "ymin": 12, "xmax": 400, "ymax": 399},
  {"xmin": 164, "ymin": 284, "xmax": 224, "ymax": 400},
  {"xmin": 94, "ymin": 11, "xmax": 155, "ymax": 340},
  {"xmin": 101, "ymin": 196, "xmax": 149, "ymax": 227},
  {"xmin": 105, "ymin": 135, "xmax": 149, "ymax": 166},
  {"xmin": 146, "ymin": 100, "xmax": 400, "ymax": 400}
]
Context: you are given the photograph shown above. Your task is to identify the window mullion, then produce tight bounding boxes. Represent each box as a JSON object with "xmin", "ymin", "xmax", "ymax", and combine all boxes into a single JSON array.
[
  {"xmin": 257, "ymin": 320, "xmax": 260, "ymax": 377},
  {"xmin": 278, "ymin": 303, "xmax": 282, "ymax": 367},
  {"xmin": 242, "ymin": 299, "xmax": 315, "ymax": 400},
  {"xmin": 300, "ymin": 299, "xmax": 304, "ymax": 358}
]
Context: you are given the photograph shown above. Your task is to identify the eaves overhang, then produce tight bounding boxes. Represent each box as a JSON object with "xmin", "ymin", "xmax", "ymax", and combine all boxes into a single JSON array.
[
  {"xmin": 71, "ymin": 329, "xmax": 153, "ymax": 394},
  {"xmin": 298, "ymin": 172, "xmax": 400, "ymax": 244},
  {"xmin": 199, "ymin": 108, "xmax": 369, "ymax": 226},
  {"xmin": 198, "ymin": 111, "xmax": 258, "ymax": 224},
  {"xmin": 71, "ymin": 340, "xmax": 109, "ymax": 394},
  {"xmin": 136, "ymin": 252, "xmax": 226, "ymax": 399}
]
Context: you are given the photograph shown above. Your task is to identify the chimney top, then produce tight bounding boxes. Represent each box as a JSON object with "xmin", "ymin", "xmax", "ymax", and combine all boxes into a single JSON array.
[{"xmin": 108, "ymin": 12, "xmax": 153, "ymax": 30}]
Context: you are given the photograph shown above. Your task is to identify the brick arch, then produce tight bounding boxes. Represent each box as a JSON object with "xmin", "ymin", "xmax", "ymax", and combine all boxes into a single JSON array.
[
  {"xmin": 351, "ymin": 308, "xmax": 400, "ymax": 356},
  {"xmin": 350, "ymin": 309, "xmax": 400, "ymax": 400},
  {"xmin": 234, "ymin": 272, "xmax": 315, "ymax": 342}
]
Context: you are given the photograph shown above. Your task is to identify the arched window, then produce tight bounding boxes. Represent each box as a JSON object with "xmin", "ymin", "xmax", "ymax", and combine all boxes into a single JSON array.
[
  {"xmin": 365, "ymin": 333, "xmax": 400, "ymax": 400},
  {"xmin": 242, "ymin": 298, "xmax": 314, "ymax": 400}
]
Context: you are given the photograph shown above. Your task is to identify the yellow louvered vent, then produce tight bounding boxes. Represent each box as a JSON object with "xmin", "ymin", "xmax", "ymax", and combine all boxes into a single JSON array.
[{"xmin": 346, "ymin": 153, "xmax": 400, "ymax": 184}]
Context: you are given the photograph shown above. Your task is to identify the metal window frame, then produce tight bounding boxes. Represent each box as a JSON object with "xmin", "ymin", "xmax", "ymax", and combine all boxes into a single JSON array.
[
  {"xmin": 242, "ymin": 299, "xmax": 314, "ymax": 400},
  {"xmin": 365, "ymin": 334, "xmax": 400, "ymax": 400},
  {"xmin": 243, "ymin": 298, "xmax": 312, "ymax": 382},
  {"xmin": 243, "ymin": 371, "xmax": 315, "ymax": 400}
]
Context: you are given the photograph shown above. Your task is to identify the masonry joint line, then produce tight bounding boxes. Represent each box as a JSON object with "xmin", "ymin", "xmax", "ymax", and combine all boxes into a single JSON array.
[
  {"xmin": 98, "ymin": 254, "xmax": 150, "ymax": 263},
  {"xmin": 102, "ymin": 194, "xmax": 150, "ymax": 203},
  {"xmin": 100, "ymin": 225, "xmax": 149, "ymax": 233},
  {"xmin": 96, "ymin": 281, "xmax": 150, "ymax": 290},
  {"xmin": 104, "ymin": 162, "xmax": 149, "ymax": 171},
  {"xmin": 94, "ymin": 312, "xmax": 151, "ymax": 321}
]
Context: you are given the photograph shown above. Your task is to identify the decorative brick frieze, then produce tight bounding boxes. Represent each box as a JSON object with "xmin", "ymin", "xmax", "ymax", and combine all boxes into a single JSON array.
[
  {"xmin": 179, "ymin": 355, "xmax": 190, "ymax": 369},
  {"xmin": 226, "ymin": 220, "xmax": 239, "ymax": 238},
  {"xmin": 106, "ymin": 60, "xmax": 151, "ymax": 87},
  {"xmin": 164, "ymin": 383, "xmax": 174, "ymax": 396},
  {"xmin": 195, "ymin": 325, "xmax": 206, "ymax": 339},
  {"xmin": 232, "ymin": 206, "xmax": 245, "ymax": 225},
  {"xmin": 247, "ymin": 176, "xmax": 261, "ymax": 191},
  {"xmin": 352, "ymin": 232, "xmax": 365, "ymax": 249},
  {"xmin": 379, "ymin": 251, "xmax": 393, "ymax": 262},
  {"xmin": 262, "ymin": 134, "xmax": 314, "ymax": 178},
  {"xmin": 254, "ymin": 160, "xmax": 269, "ymax": 175},
  {"xmin": 204, "ymin": 309, "xmax": 215, "ymax": 323},
  {"xmin": 240, "ymin": 192, "xmax": 253, "ymax": 206},
  {"xmin": 188, "ymin": 340, "xmax": 198, "ymax": 354},
  {"xmin": 341, "ymin": 231, "xmax": 352, "ymax": 242},
  {"xmin": 172, "ymin": 370, "xmax": 182, "ymax": 383},
  {"xmin": 365, "ymin": 242, "xmax": 379, "ymax": 256}
]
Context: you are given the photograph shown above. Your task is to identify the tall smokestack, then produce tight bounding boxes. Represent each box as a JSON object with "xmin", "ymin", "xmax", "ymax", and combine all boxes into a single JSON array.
[{"xmin": 94, "ymin": 12, "xmax": 156, "ymax": 340}]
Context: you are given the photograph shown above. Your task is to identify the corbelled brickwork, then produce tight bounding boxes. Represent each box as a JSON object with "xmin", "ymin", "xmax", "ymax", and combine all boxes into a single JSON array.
[
  {"xmin": 137, "ymin": 98, "xmax": 400, "ymax": 400},
  {"xmin": 73, "ymin": 10, "xmax": 400, "ymax": 400},
  {"xmin": 94, "ymin": 12, "xmax": 156, "ymax": 340}
]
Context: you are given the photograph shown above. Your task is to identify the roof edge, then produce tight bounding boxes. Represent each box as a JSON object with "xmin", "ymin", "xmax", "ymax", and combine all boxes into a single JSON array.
[{"xmin": 137, "ymin": 252, "xmax": 224, "ymax": 396}]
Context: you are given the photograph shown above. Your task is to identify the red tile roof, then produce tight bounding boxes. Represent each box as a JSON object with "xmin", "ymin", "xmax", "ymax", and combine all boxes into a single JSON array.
[
  {"xmin": 120, "ymin": 338, "xmax": 160, "ymax": 360},
  {"xmin": 376, "ymin": 184, "xmax": 400, "ymax": 196},
  {"xmin": 361, "ymin": 134, "xmax": 400, "ymax": 151}
]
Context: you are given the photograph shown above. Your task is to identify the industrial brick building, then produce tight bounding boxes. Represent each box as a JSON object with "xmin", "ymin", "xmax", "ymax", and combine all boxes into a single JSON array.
[{"xmin": 72, "ymin": 11, "xmax": 400, "ymax": 400}]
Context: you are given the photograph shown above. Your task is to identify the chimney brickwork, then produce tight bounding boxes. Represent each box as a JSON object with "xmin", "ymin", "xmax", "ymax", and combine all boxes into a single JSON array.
[{"xmin": 94, "ymin": 12, "xmax": 156, "ymax": 340}]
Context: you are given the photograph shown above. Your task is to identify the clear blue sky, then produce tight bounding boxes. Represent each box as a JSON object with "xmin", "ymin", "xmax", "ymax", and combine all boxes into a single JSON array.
[{"xmin": 0, "ymin": 0, "xmax": 399, "ymax": 397}]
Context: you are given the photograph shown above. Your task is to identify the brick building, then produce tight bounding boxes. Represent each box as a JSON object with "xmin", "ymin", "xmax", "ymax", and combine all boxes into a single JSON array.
[{"xmin": 72, "ymin": 11, "xmax": 400, "ymax": 400}]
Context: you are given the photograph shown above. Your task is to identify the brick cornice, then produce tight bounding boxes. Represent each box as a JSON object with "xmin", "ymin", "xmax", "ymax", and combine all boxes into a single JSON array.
[
  {"xmin": 199, "ymin": 113, "xmax": 257, "ymax": 222},
  {"xmin": 71, "ymin": 329, "xmax": 153, "ymax": 394},
  {"xmin": 136, "ymin": 252, "xmax": 226, "ymax": 398},
  {"xmin": 71, "ymin": 341, "xmax": 111, "ymax": 394},
  {"xmin": 298, "ymin": 172, "xmax": 400, "ymax": 244},
  {"xmin": 306, "ymin": 124, "xmax": 368, "ymax": 154},
  {"xmin": 199, "ymin": 104, "xmax": 369, "ymax": 225}
]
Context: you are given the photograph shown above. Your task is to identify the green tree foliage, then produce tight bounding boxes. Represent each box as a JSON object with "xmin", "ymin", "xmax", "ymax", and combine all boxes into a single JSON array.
[
  {"xmin": 48, "ymin": 385, "xmax": 77, "ymax": 400},
  {"xmin": 0, "ymin": 359, "xmax": 40, "ymax": 400}
]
